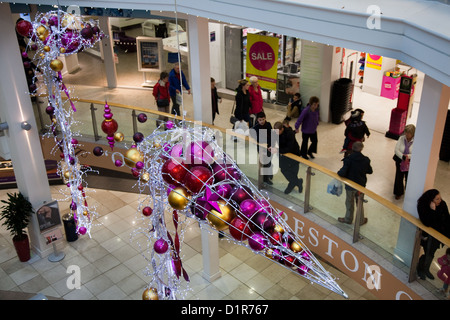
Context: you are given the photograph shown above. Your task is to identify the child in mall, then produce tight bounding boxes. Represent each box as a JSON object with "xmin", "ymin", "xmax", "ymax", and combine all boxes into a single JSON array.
[
  {"xmin": 437, "ymin": 248, "xmax": 450, "ymax": 297},
  {"xmin": 285, "ymin": 93, "xmax": 302, "ymax": 121}
]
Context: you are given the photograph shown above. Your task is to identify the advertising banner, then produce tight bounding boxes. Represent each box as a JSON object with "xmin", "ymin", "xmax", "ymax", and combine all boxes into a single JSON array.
[
  {"xmin": 245, "ymin": 34, "xmax": 279, "ymax": 90},
  {"xmin": 366, "ymin": 54, "xmax": 382, "ymax": 70}
]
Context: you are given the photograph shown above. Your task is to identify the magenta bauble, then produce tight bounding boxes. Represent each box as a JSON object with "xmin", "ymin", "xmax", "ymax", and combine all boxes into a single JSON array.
[
  {"xmin": 231, "ymin": 185, "xmax": 251, "ymax": 204},
  {"xmin": 215, "ymin": 183, "xmax": 233, "ymax": 199},
  {"xmin": 250, "ymin": 211, "xmax": 275, "ymax": 232},
  {"xmin": 161, "ymin": 158, "xmax": 187, "ymax": 185},
  {"xmin": 133, "ymin": 132, "xmax": 144, "ymax": 143},
  {"xmin": 137, "ymin": 113, "xmax": 147, "ymax": 123},
  {"xmin": 239, "ymin": 199, "xmax": 259, "ymax": 219},
  {"xmin": 154, "ymin": 238, "xmax": 169, "ymax": 254},
  {"xmin": 182, "ymin": 166, "xmax": 213, "ymax": 194},
  {"xmin": 78, "ymin": 226, "xmax": 87, "ymax": 235},
  {"xmin": 93, "ymin": 146, "xmax": 104, "ymax": 156},
  {"xmin": 187, "ymin": 141, "xmax": 214, "ymax": 167},
  {"xmin": 229, "ymin": 217, "xmax": 252, "ymax": 241},
  {"xmin": 248, "ymin": 233, "xmax": 267, "ymax": 251}
]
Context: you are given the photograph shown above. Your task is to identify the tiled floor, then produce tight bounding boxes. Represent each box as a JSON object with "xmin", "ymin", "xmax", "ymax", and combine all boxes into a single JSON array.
[{"xmin": 0, "ymin": 185, "xmax": 377, "ymax": 300}]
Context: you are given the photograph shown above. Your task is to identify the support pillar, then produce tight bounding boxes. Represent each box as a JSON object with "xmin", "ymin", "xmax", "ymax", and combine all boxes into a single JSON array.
[
  {"xmin": 0, "ymin": 4, "xmax": 53, "ymax": 258},
  {"xmin": 98, "ymin": 16, "xmax": 117, "ymax": 89},
  {"xmin": 200, "ymin": 227, "xmax": 221, "ymax": 281},
  {"xmin": 394, "ymin": 75, "xmax": 450, "ymax": 266},
  {"xmin": 187, "ymin": 16, "xmax": 213, "ymax": 124}
]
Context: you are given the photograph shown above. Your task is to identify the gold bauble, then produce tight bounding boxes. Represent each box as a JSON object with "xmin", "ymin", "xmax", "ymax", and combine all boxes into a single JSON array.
[
  {"xmin": 142, "ymin": 287, "xmax": 158, "ymax": 300},
  {"xmin": 168, "ymin": 187, "xmax": 189, "ymax": 210},
  {"xmin": 43, "ymin": 46, "xmax": 50, "ymax": 52},
  {"xmin": 265, "ymin": 248, "xmax": 274, "ymax": 259},
  {"xmin": 290, "ymin": 241, "xmax": 302, "ymax": 253},
  {"xmin": 60, "ymin": 47, "xmax": 66, "ymax": 54},
  {"xmin": 153, "ymin": 142, "xmax": 162, "ymax": 148},
  {"xmin": 50, "ymin": 59, "xmax": 64, "ymax": 72},
  {"xmin": 114, "ymin": 132, "xmax": 124, "ymax": 142},
  {"xmin": 38, "ymin": 35, "xmax": 46, "ymax": 41},
  {"xmin": 274, "ymin": 224, "xmax": 285, "ymax": 234},
  {"xmin": 83, "ymin": 210, "xmax": 88, "ymax": 216},
  {"xmin": 63, "ymin": 170, "xmax": 70, "ymax": 180},
  {"xmin": 124, "ymin": 148, "xmax": 144, "ymax": 167},
  {"xmin": 36, "ymin": 25, "xmax": 47, "ymax": 35},
  {"xmin": 207, "ymin": 200, "xmax": 236, "ymax": 231},
  {"xmin": 140, "ymin": 172, "xmax": 150, "ymax": 183}
]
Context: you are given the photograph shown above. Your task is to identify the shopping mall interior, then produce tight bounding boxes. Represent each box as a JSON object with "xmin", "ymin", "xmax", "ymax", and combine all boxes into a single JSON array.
[{"xmin": 0, "ymin": 1, "xmax": 449, "ymax": 302}]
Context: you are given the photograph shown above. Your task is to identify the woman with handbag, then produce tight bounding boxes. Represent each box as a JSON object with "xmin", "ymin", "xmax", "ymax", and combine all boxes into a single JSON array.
[
  {"xmin": 152, "ymin": 71, "xmax": 171, "ymax": 128},
  {"xmin": 393, "ymin": 124, "xmax": 415, "ymax": 200},
  {"xmin": 248, "ymin": 76, "xmax": 264, "ymax": 127},
  {"xmin": 234, "ymin": 79, "xmax": 251, "ymax": 125}
]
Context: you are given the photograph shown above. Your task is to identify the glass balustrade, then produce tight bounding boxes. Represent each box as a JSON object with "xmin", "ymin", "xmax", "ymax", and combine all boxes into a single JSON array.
[{"xmin": 31, "ymin": 95, "xmax": 450, "ymax": 295}]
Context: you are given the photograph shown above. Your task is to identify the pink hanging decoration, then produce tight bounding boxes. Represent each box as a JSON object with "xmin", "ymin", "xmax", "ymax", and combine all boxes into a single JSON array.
[{"xmin": 101, "ymin": 101, "xmax": 118, "ymax": 150}]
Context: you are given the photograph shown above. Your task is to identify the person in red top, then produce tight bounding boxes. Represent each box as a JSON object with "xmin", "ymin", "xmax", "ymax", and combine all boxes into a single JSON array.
[
  {"xmin": 152, "ymin": 71, "xmax": 170, "ymax": 129},
  {"xmin": 248, "ymin": 76, "xmax": 264, "ymax": 127}
]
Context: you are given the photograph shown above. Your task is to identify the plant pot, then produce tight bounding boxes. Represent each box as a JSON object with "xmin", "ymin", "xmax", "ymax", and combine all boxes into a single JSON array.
[{"xmin": 13, "ymin": 234, "xmax": 31, "ymax": 262}]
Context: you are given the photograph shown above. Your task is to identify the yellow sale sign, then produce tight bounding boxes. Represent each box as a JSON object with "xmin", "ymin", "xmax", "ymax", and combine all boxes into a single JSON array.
[{"xmin": 246, "ymin": 34, "xmax": 279, "ymax": 90}]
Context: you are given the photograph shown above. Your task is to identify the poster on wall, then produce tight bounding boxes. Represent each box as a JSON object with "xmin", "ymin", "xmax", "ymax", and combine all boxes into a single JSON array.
[
  {"xmin": 245, "ymin": 34, "xmax": 279, "ymax": 91},
  {"xmin": 136, "ymin": 37, "xmax": 163, "ymax": 72},
  {"xmin": 366, "ymin": 54, "xmax": 382, "ymax": 70},
  {"xmin": 36, "ymin": 200, "xmax": 62, "ymax": 233}
]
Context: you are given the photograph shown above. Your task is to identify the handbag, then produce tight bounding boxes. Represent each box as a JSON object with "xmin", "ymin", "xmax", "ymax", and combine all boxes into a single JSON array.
[
  {"xmin": 400, "ymin": 157, "xmax": 410, "ymax": 172},
  {"xmin": 176, "ymin": 92, "xmax": 183, "ymax": 105},
  {"xmin": 229, "ymin": 101, "xmax": 238, "ymax": 125}
]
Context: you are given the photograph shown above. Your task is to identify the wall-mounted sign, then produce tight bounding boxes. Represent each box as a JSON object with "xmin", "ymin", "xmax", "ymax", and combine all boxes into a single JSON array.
[
  {"xmin": 245, "ymin": 34, "xmax": 279, "ymax": 90},
  {"xmin": 366, "ymin": 54, "xmax": 382, "ymax": 70},
  {"xmin": 136, "ymin": 36, "xmax": 164, "ymax": 72}
]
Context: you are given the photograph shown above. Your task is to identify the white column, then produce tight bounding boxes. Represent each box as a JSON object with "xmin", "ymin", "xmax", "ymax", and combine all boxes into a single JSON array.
[
  {"xmin": 200, "ymin": 227, "xmax": 221, "ymax": 281},
  {"xmin": 394, "ymin": 75, "xmax": 450, "ymax": 265},
  {"xmin": 0, "ymin": 4, "xmax": 53, "ymax": 257},
  {"xmin": 187, "ymin": 16, "xmax": 213, "ymax": 124},
  {"xmin": 98, "ymin": 16, "xmax": 117, "ymax": 88}
]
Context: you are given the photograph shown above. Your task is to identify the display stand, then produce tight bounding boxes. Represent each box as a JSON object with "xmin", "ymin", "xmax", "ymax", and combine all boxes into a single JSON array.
[
  {"xmin": 42, "ymin": 227, "xmax": 65, "ymax": 262},
  {"xmin": 48, "ymin": 240, "xmax": 65, "ymax": 262}
]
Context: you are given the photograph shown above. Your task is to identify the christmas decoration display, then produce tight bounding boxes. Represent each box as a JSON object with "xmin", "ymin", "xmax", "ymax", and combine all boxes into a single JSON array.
[
  {"xmin": 100, "ymin": 119, "xmax": 347, "ymax": 300},
  {"xmin": 17, "ymin": 10, "xmax": 106, "ymax": 237}
]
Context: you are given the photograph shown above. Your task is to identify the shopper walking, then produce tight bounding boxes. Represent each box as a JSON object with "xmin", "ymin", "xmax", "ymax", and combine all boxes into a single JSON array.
[
  {"xmin": 251, "ymin": 112, "xmax": 273, "ymax": 185},
  {"xmin": 168, "ymin": 63, "xmax": 190, "ymax": 116},
  {"xmin": 271, "ymin": 121, "xmax": 303, "ymax": 194},
  {"xmin": 211, "ymin": 77, "xmax": 221, "ymax": 124},
  {"xmin": 285, "ymin": 93, "xmax": 302, "ymax": 121},
  {"xmin": 337, "ymin": 141, "xmax": 373, "ymax": 225},
  {"xmin": 417, "ymin": 189, "xmax": 450, "ymax": 280},
  {"xmin": 294, "ymin": 96, "xmax": 320, "ymax": 159},
  {"xmin": 393, "ymin": 124, "xmax": 415, "ymax": 200},
  {"xmin": 234, "ymin": 79, "xmax": 251, "ymax": 125},
  {"xmin": 248, "ymin": 76, "xmax": 264, "ymax": 127},
  {"xmin": 341, "ymin": 109, "xmax": 370, "ymax": 156},
  {"xmin": 152, "ymin": 71, "xmax": 171, "ymax": 128}
]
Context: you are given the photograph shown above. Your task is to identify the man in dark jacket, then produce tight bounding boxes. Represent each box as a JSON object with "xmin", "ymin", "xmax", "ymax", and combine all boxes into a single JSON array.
[
  {"xmin": 337, "ymin": 141, "xmax": 373, "ymax": 225},
  {"xmin": 251, "ymin": 112, "xmax": 273, "ymax": 185},
  {"xmin": 271, "ymin": 122, "xmax": 303, "ymax": 194}
]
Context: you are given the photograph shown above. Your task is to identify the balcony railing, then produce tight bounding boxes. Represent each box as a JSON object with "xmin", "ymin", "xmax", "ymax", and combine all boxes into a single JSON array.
[{"xmin": 33, "ymin": 95, "xmax": 450, "ymax": 287}]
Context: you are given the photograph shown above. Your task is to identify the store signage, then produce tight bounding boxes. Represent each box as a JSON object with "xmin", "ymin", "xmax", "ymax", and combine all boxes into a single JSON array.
[
  {"xmin": 272, "ymin": 201, "xmax": 423, "ymax": 300},
  {"xmin": 366, "ymin": 54, "xmax": 382, "ymax": 70},
  {"xmin": 246, "ymin": 34, "xmax": 279, "ymax": 90}
]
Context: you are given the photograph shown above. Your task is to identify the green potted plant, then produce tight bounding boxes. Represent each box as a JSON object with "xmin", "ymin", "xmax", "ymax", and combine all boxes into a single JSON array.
[{"xmin": 0, "ymin": 192, "xmax": 34, "ymax": 262}]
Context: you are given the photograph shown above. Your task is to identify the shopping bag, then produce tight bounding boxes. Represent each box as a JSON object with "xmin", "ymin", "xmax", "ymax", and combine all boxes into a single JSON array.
[{"xmin": 327, "ymin": 179, "xmax": 343, "ymax": 197}]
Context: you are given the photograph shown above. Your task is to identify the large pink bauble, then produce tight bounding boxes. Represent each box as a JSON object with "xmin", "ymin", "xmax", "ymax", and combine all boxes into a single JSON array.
[
  {"xmin": 231, "ymin": 185, "xmax": 251, "ymax": 204},
  {"xmin": 239, "ymin": 199, "xmax": 259, "ymax": 219},
  {"xmin": 250, "ymin": 211, "xmax": 275, "ymax": 232},
  {"xmin": 183, "ymin": 166, "xmax": 213, "ymax": 194},
  {"xmin": 212, "ymin": 163, "xmax": 241, "ymax": 182},
  {"xmin": 269, "ymin": 231, "xmax": 282, "ymax": 245},
  {"xmin": 187, "ymin": 141, "xmax": 214, "ymax": 167},
  {"xmin": 161, "ymin": 158, "xmax": 187, "ymax": 185},
  {"xmin": 229, "ymin": 217, "xmax": 252, "ymax": 241},
  {"xmin": 16, "ymin": 20, "xmax": 33, "ymax": 37},
  {"xmin": 248, "ymin": 233, "xmax": 267, "ymax": 251},
  {"xmin": 154, "ymin": 238, "xmax": 169, "ymax": 254},
  {"xmin": 215, "ymin": 184, "xmax": 233, "ymax": 199},
  {"xmin": 256, "ymin": 199, "xmax": 273, "ymax": 214},
  {"xmin": 78, "ymin": 226, "xmax": 87, "ymax": 235}
]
